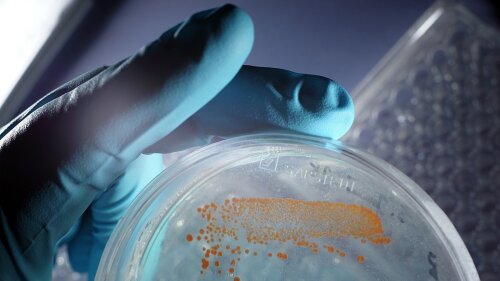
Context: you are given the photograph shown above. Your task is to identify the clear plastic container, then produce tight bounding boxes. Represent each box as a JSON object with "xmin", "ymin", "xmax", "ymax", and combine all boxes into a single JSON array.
[
  {"xmin": 95, "ymin": 133, "xmax": 479, "ymax": 281},
  {"xmin": 341, "ymin": 2, "xmax": 500, "ymax": 279}
]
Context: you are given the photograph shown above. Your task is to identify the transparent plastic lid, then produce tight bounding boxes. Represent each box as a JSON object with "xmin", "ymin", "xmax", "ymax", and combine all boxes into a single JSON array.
[{"xmin": 95, "ymin": 133, "xmax": 478, "ymax": 281}]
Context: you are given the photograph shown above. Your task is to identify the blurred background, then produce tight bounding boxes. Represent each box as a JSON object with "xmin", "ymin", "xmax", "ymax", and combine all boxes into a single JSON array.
[
  {"xmin": 1, "ymin": 0, "xmax": 498, "ymax": 122},
  {"xmin": 0, "ymin": 0, "xmax": 499, "ymax": 280}
]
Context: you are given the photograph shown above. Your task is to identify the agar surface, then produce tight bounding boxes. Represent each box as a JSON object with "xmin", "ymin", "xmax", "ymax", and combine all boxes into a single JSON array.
[{"xmin": 186, "ymin": 197, "xmax": 390, "ymax": 280}]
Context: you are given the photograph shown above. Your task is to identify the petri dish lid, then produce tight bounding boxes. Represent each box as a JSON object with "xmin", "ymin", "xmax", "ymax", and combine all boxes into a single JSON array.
[{"xmin": 95, "ymin": 133, "xmax": 478, "ymax": 281}]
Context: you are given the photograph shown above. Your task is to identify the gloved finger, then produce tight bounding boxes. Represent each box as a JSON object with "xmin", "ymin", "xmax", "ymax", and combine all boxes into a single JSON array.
[
  {"xmin": 0, "ymin": 4, "xmax": 253, "ymax": 280},
  {"xmin": 67, "ymin": 154, "xmax": 164, "ymax": 280},
  {"xmin": 145, "ymin": 65, "xmax": 355, "ymax": 153}
]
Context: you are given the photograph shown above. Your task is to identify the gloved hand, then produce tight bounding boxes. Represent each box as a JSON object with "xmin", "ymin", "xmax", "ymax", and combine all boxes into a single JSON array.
[{"xmin": 0, "ymin": 4, "xmax": 354, "ymax": 281}]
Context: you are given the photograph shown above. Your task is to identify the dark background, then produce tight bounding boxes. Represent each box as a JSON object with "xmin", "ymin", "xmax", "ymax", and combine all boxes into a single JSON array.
[{"xmin": 23, "ymin": 0, "xmax": 500, "ymax": 114}]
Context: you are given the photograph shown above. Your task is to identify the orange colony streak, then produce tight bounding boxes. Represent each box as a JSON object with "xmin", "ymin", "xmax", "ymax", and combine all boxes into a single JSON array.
[{"xmin": 187, "ymin": 197, "xmax": 390, "ymax": 281}]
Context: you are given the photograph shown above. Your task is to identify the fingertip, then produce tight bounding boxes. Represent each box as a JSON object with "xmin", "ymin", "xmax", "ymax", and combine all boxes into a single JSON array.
[
  {"xmin": 160, "ymin": 4, "xmax": 254, "ymax": 68},
  {"xmin": 201, "ymin": 4, "xmax": 255, "ymax": 75},
  {"xmin": 292, "ymin": 73, "xmax": 355, "ymax": 139},
  {"xmin": 212, "ymin": 4, "xmax": 255, "ymax": 45},
  {"xmin": 326, "ymin": 81, "xmax": 355, "ymax": 139},
  {"xmin": 269, "ymin": 70, "xmax": 354, "ymax": 140}
]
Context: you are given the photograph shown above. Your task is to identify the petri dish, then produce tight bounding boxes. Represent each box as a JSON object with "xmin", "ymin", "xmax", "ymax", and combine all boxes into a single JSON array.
[{"xmin": 95, "ymin": 133, "xmax": 479, "ymax": 281}]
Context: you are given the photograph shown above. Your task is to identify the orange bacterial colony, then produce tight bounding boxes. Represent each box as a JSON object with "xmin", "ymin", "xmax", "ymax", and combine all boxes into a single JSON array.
[{"xmin": 186, "ymin": 197, "xmax": 390, "ymax": 280}]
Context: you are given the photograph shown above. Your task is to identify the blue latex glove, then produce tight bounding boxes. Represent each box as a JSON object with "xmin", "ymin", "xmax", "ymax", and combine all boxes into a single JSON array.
[{"xmin": 0, "ymin": 4, "xmax": 354, "ymax": 281}]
